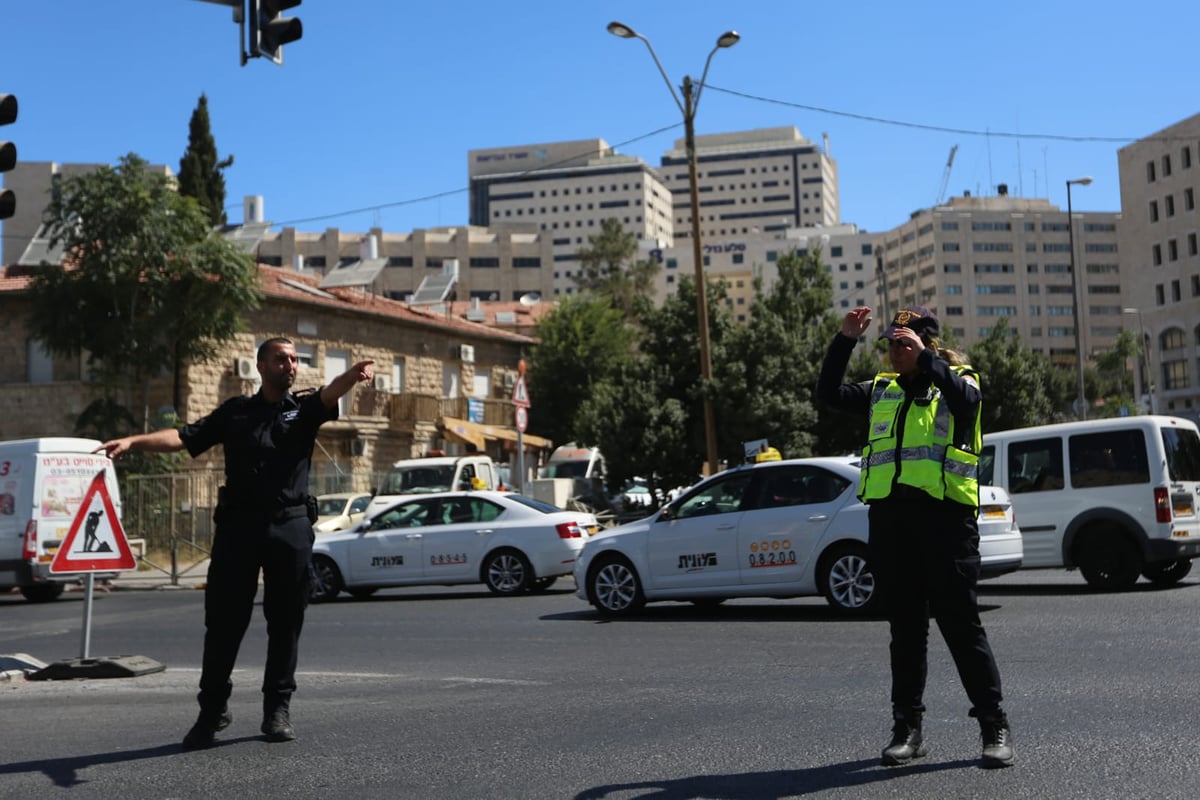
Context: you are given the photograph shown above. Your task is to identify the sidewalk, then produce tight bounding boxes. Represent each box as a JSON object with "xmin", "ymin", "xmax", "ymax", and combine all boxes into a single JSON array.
[{"xmin": 68, "ymin": 560, "xmax": 212, "ymax": 592}]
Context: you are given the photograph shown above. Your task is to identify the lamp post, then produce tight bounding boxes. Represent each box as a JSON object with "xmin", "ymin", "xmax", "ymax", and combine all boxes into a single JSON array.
[
  {"xmin": 607, "ymin": 21, "xmax": 739, "ymax": 477},
  {"xmin": 1122, "ymin": 307, "xmax": 1157, "ymax": 413},
  {"xmin": 1066, "ymin": 176, "xmax": 1092, "ymax": 419}
]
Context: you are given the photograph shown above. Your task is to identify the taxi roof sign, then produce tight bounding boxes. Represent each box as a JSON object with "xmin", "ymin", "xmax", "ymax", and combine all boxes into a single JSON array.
[{"xmin": 49, "ymin": 471, "xmax": 136, "ymax": 573}]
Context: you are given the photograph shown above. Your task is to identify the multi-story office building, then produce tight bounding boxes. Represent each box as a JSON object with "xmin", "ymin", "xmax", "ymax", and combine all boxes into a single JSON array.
[
  {"xmin": 649, "ymin": 224, "xmax": 878, "ymax": 323},
  {"xmin": 661, "ymin": 126, "xmax": 839, "ymax": 240},
  {"xmin": 1117, "ymin": 112, "xmax": 1200, "ymax": 418},
  {"xmin": 467, "ymin": 139, "xmax": 674, "ymax": 297},
  {"xmin": 876, "ymin": 187, "xmax": 1121, "ymax": 362}
]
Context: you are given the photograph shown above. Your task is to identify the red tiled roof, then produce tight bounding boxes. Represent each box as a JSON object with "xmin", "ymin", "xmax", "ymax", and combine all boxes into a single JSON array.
[{"xmin": 0, "ymin": 263, "xmax": 541, "ymax": 345}]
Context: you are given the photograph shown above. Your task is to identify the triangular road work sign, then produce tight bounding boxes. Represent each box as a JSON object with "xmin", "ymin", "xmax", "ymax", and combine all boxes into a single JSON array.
[
  {"xmin": 511, "ymin": 374, "xmax": 530, "ymax": 408},
  {"xmin": 50, "ymin": 471, "xmax": 136, "ymax": 573}
]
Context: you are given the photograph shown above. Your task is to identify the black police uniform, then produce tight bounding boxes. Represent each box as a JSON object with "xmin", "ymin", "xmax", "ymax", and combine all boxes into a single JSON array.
[
  {"xmin": 817, "ymin": 333, "xmax": 1005, "ymax": 722},
  {"xmin": 179, "ymin": 387, "xmax": 335, "ymax": 720}
]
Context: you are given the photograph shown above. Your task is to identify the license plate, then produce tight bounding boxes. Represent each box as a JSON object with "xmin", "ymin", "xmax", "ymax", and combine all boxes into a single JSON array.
[
  {"xmin": 980, "ymin": 507, "xmax": 1007, "ymax": 519},
  {"xmin": 1173, "ymin": 498, "xmax": 1194, "ymax": 516}
]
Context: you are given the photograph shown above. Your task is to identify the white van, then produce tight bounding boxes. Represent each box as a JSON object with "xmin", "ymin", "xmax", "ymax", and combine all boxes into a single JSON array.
[
  {"xmin": 980, "ymin": 415, "xmax": 1200, "ymax": 590},
  {"xmin": 0, "ymin": 437, "xmax": 122, "ymax": 602}
]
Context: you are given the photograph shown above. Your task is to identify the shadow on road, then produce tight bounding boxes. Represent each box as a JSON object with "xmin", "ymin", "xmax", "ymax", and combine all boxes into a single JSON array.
[
  {"xmin": 572, "ymin": 756, "xmax": 981, "ymax": 799},
  {"xmin": 0, "ymin": 736, "xmax": 262, "ymax": 786}
]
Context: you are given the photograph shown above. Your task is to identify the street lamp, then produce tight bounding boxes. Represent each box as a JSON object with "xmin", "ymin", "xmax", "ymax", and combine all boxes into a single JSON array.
[
  {"xmin": 1066, "ymin": 176, "xmax": 1092, "ymax": 419},
  {"xmin": 607, "ymin": 20, "xmax": 739, "ymax": 477},
  {"xmin": 1122, "ymin": 307, "xmax": 1157, "ymax": 413}
]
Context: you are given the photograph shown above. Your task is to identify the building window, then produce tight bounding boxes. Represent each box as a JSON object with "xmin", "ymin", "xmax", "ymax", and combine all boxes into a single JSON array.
[
  {"xmin": 1153, "ymin": 244, "xmax": 1162, "ymax": 266},
  {"xmin": 1172, "ymin": 279, "xmax": 1182, "ymax": 301},
  {"xmin": 1166, "ymin": 195, "xmax": 1175, "ymax": 217},
  {"xmin": 1162, "ymin": 154, "xmax": 1172, "ymax": 177},
  {"xmin": 1184, "ymin": 145, "xmax": 1193, "ymax": 169},
  {"xmin": 1156, "ymin": 284, "xmax": 1165, "ymax": 305},
  {"xmin": 1189, "ymin": 233, "xmax": 1198, "ymax": 256},
  {"xmin": 1169, "ymin": 240, "xmax": 1179, "ymax": 261},
  {"xmin": 1185, "ymin": 188, "xmax": 1195, "ymax": 211},
  {"xmin": 1163, "ymin": 359, "xmax": 1188, "ymax": 391},
  {"xmin": 1147, "ymin": 160, "xmax": 1156, "ymax": 182}
]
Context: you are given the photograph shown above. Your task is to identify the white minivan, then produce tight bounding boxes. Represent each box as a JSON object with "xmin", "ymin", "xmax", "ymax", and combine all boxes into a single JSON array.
[
  {"xmin": 0, "ymin": 437, "xmax": 122, "ymax": 602},
  {"xmin": 980, "ymin": 415, "xmax": 1200, "ymax": 590}
]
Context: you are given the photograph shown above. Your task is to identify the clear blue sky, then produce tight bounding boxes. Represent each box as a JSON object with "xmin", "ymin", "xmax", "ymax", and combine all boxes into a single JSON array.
[{"xmin": 5, "ymin": 1, "xmax": 1198, "ymax": 237}]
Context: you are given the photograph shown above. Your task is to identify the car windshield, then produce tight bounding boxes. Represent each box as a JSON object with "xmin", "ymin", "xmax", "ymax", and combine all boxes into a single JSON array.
[
  {"xmin": 383, "ymin": 465, "xmax": 455, "ymax": 494},
  {"xmin": 1162, "ymin": 426, "xmax": 1200, "ymax": 481},
  {"xmin": 541, "ymin": 461, "xmax": 589, "ymax": 479},
  {"xmin": 317, "ymin": 497, "xmax": 349, "ymax": 516}
]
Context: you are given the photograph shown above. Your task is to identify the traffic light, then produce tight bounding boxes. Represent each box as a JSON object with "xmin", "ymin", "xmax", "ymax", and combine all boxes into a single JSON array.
[
  {"xmin": 0, "ymin": 94, "xmax": 16, "ymax": 221},
  {"xmin": 249, "ymin": 0, "xmax": 302, "ymax": 65}
]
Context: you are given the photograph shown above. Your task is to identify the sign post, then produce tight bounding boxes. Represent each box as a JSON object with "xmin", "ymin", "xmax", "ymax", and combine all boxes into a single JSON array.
[
  {"xmin": 49, "ymin": 471, "xmax": 137, "ymax": 659},
  {"xmin": 512, "ymin": 361, "xmax": 531, "ymax": 493}
]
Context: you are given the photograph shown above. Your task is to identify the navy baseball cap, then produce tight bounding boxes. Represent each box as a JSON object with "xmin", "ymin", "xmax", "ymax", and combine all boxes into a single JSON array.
[{"xmin": 880, "ymin": 306, "xmax": 940, "ymax": 341}]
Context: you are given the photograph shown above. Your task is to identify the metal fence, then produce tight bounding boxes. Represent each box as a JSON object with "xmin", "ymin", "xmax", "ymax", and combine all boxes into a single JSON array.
[{"xmin": 122, "ymin": 471, "xmax": 223, "ymax": 583}]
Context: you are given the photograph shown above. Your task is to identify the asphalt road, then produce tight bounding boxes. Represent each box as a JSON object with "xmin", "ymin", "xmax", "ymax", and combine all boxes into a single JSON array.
[{"xmin": 2, "ymin": 569, "xmax": 1198, "ymax": 799}]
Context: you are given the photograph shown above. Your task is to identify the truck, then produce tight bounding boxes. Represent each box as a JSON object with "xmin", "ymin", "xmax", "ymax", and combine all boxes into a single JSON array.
[
  {"xmin": 0, "ymin": 437, "xmax": 123, "ymax": 602},
  {"xmin": 367, "ymin": 454, "xmax": 499, "ymax": 516}
]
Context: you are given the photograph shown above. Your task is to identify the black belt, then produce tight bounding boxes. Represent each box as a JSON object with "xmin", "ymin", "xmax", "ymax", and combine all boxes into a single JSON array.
[{"xmin": 271, "ymin": 504, "xmax": 309, "ymax": 523}]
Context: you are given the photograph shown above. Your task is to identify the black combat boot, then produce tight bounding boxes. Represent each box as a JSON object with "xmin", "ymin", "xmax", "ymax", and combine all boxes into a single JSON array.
[
  {"xmin": 181, "ymin": 706, "xmax": 232, "ymax": 751},
  {"xmin": 261, "ymin": 707, "xmax": 296, "ymax": 742},
  {"xmin": 881, "ymin": 713, "xmax": 927, "ymax": 766},
  {"xmin": 979, "ymin": 713, "xmax": 1015, "ymax": 768}
]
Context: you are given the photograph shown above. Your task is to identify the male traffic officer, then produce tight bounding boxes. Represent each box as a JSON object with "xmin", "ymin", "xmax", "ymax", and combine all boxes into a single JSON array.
[
  {"xmin": 817, "ymin": 306, "xmax": 1014, "ymax": 769},
  {"xmin": 98, "ymin": 338, "xmax": 374, "ymax": 749}
]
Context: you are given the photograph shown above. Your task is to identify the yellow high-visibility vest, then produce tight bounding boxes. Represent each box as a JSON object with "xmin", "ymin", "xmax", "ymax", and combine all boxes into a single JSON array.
[{"xmin": 858, "ymin": 366, "xmax": 981, "ymax": 508}]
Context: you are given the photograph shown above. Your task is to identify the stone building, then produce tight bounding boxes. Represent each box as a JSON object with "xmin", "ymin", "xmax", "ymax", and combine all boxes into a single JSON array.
[{"xmin": 0, "ymin": 264, "xmax": 550, "ymax": 493}]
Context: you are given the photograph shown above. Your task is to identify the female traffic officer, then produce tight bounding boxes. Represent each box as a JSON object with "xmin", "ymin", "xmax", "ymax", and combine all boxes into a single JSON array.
[{"xmin": 816, "ymin": 305, "xmax": 1014, "ymax": 769}]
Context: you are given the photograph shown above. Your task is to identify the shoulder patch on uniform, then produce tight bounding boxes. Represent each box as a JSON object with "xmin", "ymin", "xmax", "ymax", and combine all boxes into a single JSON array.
[{"xmin": 962, "ymin": 374, "xmax": 979, "ymax": 390}]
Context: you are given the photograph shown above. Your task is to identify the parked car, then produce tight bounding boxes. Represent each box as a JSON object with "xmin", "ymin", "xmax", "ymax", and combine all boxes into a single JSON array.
[
  {"xmin": 313, "ymin": 492, "xmax": 374, "ymax": 534},
  {"xmin": 310, "ymin": 491, "xmax": 599, "ymax": 601},
  {"xmin": 981, "ymin": 414, "xmax": 1200, "ymax": 589},
  {"xmin": 574, "ymin": 457, "xmax": 1022, "ymax": 617}
]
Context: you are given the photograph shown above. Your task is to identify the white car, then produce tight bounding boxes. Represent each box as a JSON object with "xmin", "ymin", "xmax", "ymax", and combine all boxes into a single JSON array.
[
  {"xmin": 313, "ymin": 492, "xmax": 373, "ymax": 534},
  {"xmin": 310, "ymin": 491, "xmax": 599, "ymax": 601},
  {"xmin": 574, "ymin": 457, "xmax": 1022, "ymax": 617}
]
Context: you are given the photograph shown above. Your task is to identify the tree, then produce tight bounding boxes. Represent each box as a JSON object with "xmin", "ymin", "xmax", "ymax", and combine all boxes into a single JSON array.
[
  {"xmin": 527, "ymin": 295, "xmax": 634, "ymax": 448},
  {"xmin": 966, "ymin": 318, "xmax": 1057, "ymax": 433},
  {"xmin": 573, "ymin": 218, "xmax": 660, "ymax": 318},
  {"xmin": 27, "ymin": 153, "xmax": 261, "ymax": 435},
  {"xmin": 574, "ymin": 358, "xmax": 691, "ymax": 504},
  {"xmin": 177, "ymin": 93, "xmax": 233, "ymax": 228},
  {"xmin": 720, "ymin": 248, "xmax": 836, "ymax": 460}
]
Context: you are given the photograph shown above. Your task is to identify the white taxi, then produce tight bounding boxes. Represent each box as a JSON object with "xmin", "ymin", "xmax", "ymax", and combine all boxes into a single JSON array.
[
  {"xmin": 574, "ymin": 457, "xmax": 1022, "ymax": 617},
  {"xmin": 310, "ymin": 491, "xmax": 598, "ymax": 601}
]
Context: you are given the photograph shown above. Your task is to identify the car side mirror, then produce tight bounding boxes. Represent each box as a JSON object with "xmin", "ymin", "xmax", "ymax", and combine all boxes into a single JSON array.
[{"xmin": 658, "ymin": 505, "xmax": 673, "ymax": 522}]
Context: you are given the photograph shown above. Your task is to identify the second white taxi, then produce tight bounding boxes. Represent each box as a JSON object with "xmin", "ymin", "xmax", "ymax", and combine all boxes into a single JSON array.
[
  {"xmin": 310, "ymin": 491, "xmax": 598, "ymax": 601},
  {"xmin": 574, "ymin": 457, "xmax": 1022, "ymax": 617}
]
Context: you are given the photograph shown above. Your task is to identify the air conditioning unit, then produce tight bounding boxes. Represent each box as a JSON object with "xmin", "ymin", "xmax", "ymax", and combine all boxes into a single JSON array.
[
  {"xmin": 372, "ymin": 375, "xmax": 391, "ymax": 392},
  {"xmin": 502, "ymin": 372, "xmax": 516, "ymax": 388},
  {"xmin": 349, "ymin": 438, "xmax": 368, "ymax": 457},
  {"xmin": 234, "ymin": 356, "xmax": 256, "ymax": 380},
  {"xmin": 456, "ymin": 344, "xmax": 475, "ymax": 364}
]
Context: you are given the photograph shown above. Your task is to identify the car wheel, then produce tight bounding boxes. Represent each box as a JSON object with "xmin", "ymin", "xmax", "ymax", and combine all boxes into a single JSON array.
[
  {"xmin": 1141, "ymin": 558, "xmax": 1192, "ymax": 586},
  {"xmin": 483, "ymin": 549, "xmax": 533, "ymax": 595},
  {"xmin": 530, "ymin": 576, "xmax": 558, "ymax": 593},
  {"xmin": 588, "ymin": 556, "xmax": 645, "ymax": 617},
  {"xmin": 20, "ymin": 583, "xmax": 65, "ymax": 603},
  {"xmin": 308, "ymin": 555, "xmax": 344, "ymax": 602},
  {"xmin": 819, "ymin": 543, "xmax": 878, "ymax": 615},
  {"xmin": 1077, "ymin": 528, "xmax": 1142, "ymax": 591}
]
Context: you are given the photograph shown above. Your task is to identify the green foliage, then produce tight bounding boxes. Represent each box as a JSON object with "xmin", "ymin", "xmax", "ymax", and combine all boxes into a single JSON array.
[
  {"xmin": 573, "ymin": 218, "xmax": 660, "ymax": 317},
  {"xmin": 177, "ymin": 94, "xmax": 233, "ymax": 228},
  {"xmin": 965, "ymin": 318, "xmax": 1057, "ymax": 433},
  {"xmin": 574, "ymin": 359, "xmax": 691, "ymax": 502},
  {"xmin": 720, "ymin": 248, "xmax": 834, "ymax": 460},
  {"xmin": 527, "ymin": 295, "xmax": 634, "ymax": 447},
  {"xmin": 27, "ymin": 153, "xmax": 261, "ymax": 426}
]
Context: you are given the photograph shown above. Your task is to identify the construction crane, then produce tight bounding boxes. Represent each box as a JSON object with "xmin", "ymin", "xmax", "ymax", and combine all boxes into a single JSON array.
[{"xmin": 935, "ymin": 145, "xmax": 958, "ymax": 205}]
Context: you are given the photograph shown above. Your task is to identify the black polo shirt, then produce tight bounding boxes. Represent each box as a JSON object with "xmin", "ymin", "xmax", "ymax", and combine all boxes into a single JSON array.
[{"xmin": 180, "ymin": 389, "xmax": 337, "ymax": 510}]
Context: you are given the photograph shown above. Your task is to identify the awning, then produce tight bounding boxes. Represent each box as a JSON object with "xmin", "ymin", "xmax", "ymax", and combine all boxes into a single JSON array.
[{"xmin": 439, "ymin": 417, "xmax": 552, "ymax": 452}]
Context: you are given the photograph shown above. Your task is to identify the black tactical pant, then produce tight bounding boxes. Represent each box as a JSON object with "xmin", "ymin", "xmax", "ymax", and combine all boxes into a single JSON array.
[
  {"xmin": 868, "ymin": 496, "xmax": 1004, "ymax": 721},
  {"xmin": 196, "ymin": 507, "xmax": 313, "ymax": 718}
]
